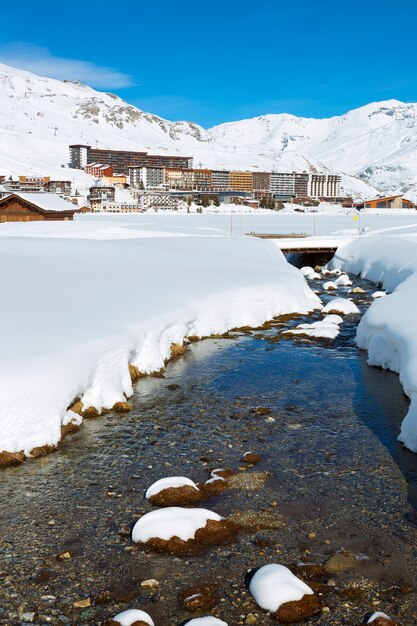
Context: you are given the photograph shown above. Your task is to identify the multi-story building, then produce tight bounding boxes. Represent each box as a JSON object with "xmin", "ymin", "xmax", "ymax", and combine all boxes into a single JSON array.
[
  {"xmin": 270, "ymin": 172, "xmax": 295, "ymax": 197},
  {"xmin": 192, "ymin": 169, "xmax": 212, "ymax": 191},
  {"xmin": 211, "ymin": 170, "xmax": 230, "ymax": 191},
  {"xmin": 164, "ymin": 168, "xmax": 193, "ymax": 190},
  {"xmin": 129, "ymin": 166, "xmax": 165, "ymax": 189},
  {"xmin": 102, "ymin": 174, "xmax": 127, "ymax": 187},
  {"xmin": 88, "ymin": 186, "xmax": 116, "ymax": 202},
  {"xmin": 294, "ymin": 173, "xmax": 309, "ymax": 198},
  {"xmin": 69, "ymin": 145, "xmax": 193, "ymax": 174},
  {"xmin": 230, "ymin": 171, "xmax": 253, "ymax": 192},
  {"xmin": 308, "ymin": 174, "xmax": 341, "ymax": 199},
  {"xmin": 84, "ymin": 163, "xmax": 113, "ymax": 177},
  {"xmin": 141, "ymin": 193, "xmax": 185, "ymax": 211},
  {"xmin": 252, "ymin": 172, "xmax": 270, "ymax": 193},
  {"xmin": 44, "ymin": 180, "xmax": 72, "ymax": 195}
]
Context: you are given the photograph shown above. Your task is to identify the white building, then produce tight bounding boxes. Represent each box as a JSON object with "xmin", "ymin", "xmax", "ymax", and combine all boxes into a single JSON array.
[
  {"xmin": 129, "ymin": 166, "xmax": 165, "ymax": 189},
  {"xmin": 308, "ymin": 174, "xmax": 341, "ymax": 199}
]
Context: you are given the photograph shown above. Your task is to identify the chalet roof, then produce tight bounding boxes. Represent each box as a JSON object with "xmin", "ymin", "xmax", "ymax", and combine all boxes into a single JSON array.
[
  {"xmin": 3, "ymin": 192, "xmax": 76, "ymax": 213},
  {"xmin": 365, "ymin": 194, "xmax": 404, "ymax": 202}
]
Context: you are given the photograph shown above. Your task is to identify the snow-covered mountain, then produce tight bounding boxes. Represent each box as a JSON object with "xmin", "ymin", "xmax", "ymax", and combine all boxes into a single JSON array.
[{"xmin": 1, "ymin": 62, "xmax": 417, "ymax": 199}]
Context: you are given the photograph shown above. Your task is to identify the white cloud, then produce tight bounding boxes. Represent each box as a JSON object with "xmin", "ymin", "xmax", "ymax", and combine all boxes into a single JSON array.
[{"xmin": 0, "ymin": 42, "xmax": 135, "ymax": 88}]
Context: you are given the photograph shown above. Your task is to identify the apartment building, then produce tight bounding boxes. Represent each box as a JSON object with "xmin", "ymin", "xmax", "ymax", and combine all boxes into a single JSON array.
[
  {"xmin": 193, "ymin": 169, "xmax": 212, "ymax": 191},
  {"xmin": 211, "ymin": 170, "xmax": 230, "ymax": 191},
  {"xmin": 230, "ymin": 171, "xmax": 253, "ymax": 192},
  {"xmin": 88, "ymin": 186, "xmax": 116, "ymax": 202},
  {"xmin": 294, "ymin": 173, "xmax": 309, "ymax": 198},
  {"xmin": 129, "ymin": 166, "xmax": 164, "ymax": 189},
  {"xmin": 102, "ymin": 174, "xmax": 127, "ymax": 187},
  {"xmin": 308, "ymin": 174, "xmax": 341, "ymax": 199},
  {"xmin": 253, "ymin": 172, "xmax": 270, "ymax": 193},
  {"xmin": 69, "ymin": 145, "xmax": 193, "ymax": 174},
  {"xmin": 84, "ymin": 163, "xmax": 113, "ymax": 177},
  {"xmin": 164, "ymin": 168, "xmax": 193, "ymax": 190},
  {"xmin": 141, "ymin": 193, "xmax": 185, "ymax": 211},
  {"xmin": 44, "ymin": 180, "xmax": 72, "ymax": 195},
  {"xmin": 270, "ymin": 172, "xmax": 295, "ymax": 197}
]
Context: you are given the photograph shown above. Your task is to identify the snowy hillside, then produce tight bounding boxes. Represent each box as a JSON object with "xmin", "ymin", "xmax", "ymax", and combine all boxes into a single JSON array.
[{"xmin": 1, "ymin": 62, "xmax": 417, "ymax": 198}]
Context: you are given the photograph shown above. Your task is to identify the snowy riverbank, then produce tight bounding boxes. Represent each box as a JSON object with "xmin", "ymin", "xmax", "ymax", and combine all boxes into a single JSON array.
[
  {"xmin": 0, "ymin": 221, "xmax": 320, "ymax": 457},
  {"xmin": 330, "ymin": 230, "xmax": 417, "ymax": 452}
]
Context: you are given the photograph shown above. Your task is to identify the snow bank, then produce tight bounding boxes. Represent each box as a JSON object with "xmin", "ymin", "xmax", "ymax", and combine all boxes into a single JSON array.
[
  {"xmin": 111, "ymin": 609, "xmax": 154, "ymax": 626},
  {"xmin": 249, "ymin": 564, "xmax": 313, "ymax": 612},
  {"xmin": 0, "ymin": 222, "xmax": 321, "ymax": 456},
  {"xmin": 132, "ymin": 507, "xmax": 222, "ymax": 543},
  {"xmin": 330, "ymin": 234, "xmax": 417, "ymax": 451},
  {"xmin": 145, "ymin": 477, "xmax": 199, "ymax": 499}
]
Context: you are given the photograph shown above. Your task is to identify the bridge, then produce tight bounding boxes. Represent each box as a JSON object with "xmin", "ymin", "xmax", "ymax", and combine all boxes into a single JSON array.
[{"xmin": 248, "ymin": 232, "xmax": 340, "ymax": 255}]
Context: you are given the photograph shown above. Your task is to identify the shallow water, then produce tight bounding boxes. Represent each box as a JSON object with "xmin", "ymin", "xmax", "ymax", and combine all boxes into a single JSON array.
[{"xmin": 1, "ymin": 272, "xmax": 416, "ymax": 625}]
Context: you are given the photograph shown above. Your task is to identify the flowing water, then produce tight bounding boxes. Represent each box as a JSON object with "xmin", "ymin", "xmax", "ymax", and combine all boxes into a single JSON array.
[{"xmin": 1, "ymin": 271, "xmax": 416, "ymax": 626}]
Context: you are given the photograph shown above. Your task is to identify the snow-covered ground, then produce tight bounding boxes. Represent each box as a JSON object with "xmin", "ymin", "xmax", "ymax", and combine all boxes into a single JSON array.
[
  {"xmin": 2, "ymin": 211, "xmax": 417, "ymax": 457},
  {"xmin": 0, "ymin": 218, "xmax": 320, "ymax": 457},
  {"xmin": 330, "ymin": 229, "xmax": 417, "ymax": 452}
]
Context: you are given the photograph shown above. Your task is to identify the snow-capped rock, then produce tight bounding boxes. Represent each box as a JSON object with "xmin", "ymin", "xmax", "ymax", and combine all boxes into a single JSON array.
[
  {"xmin": 107, "ymin": 609, "xmax": 154, "ymax": 626},
  {"xmin": 322, "ymin": 298, "xmax": 360, "ymax": 315},
  {"xmin": 249, "ymin": 564, "xmax": 321, "ymax": 621}
]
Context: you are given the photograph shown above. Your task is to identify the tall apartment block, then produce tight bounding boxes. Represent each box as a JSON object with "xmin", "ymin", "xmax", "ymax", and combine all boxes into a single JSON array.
[
  {"xmin": 129, "ymin": 166, "xmax": 164, "ymax": 189},
  {"xmin": 192, "ymin": 169, "xmax": 212, "ymax": 191},
  {"xmin": 211, "ymin": 170, "xmax": 230, "ymax": 191},
  {"xmin": 164, "ymin": 168, "xmax": 193, "ymax": 190},
  {"xmin": 253, "ymin": 172, "xmax": 270, "ymax": 193},
  {"xmin": 308, "ymin": 174, "xmax": 341, "ymax": 199},
  {"xmin": 69, "ymin": 145, "xmax": 193, "ymax": 174},
  {"xmin": 230, "ymin": 171, "xmax": 253, "ymax": 192},
  {"xmin": 294, "ymin": 173, "xmax": 310, "ymax": 198},
  {"xmin": 269, "ymin": 172, "xmax": 295, "ymax": 197}
]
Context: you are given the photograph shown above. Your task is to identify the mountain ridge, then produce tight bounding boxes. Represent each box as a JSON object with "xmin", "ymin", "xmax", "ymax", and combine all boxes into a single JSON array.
[{"xmin": 1, "ymin": 62, "xmax": 416, "ymax": 199}]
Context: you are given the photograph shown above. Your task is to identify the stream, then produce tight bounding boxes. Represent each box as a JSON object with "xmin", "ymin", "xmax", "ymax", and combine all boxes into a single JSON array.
[{"xmin": 0, "ymin": 269, "xmax": 416, "ymax": 626}]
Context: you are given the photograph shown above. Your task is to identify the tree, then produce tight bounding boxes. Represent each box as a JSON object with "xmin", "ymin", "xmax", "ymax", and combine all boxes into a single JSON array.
[{"xmin": 213, "ymin": 196, "xmax": 220, "ymax": 207}]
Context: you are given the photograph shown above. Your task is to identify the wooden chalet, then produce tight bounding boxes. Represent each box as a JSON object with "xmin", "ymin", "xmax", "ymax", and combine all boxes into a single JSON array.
[
  {"xmin": 363, "ymin": 194, "xmax": 415, "ymax": 209},
  {"xmin": 0, "ymin": 193, "xmax": 75, "ymax": 222}
]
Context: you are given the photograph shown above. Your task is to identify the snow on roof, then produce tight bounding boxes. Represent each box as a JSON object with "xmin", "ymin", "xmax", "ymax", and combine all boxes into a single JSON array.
[{"xmin": 9, "ymin": 192, "xmax": 75, "ymax": 213}]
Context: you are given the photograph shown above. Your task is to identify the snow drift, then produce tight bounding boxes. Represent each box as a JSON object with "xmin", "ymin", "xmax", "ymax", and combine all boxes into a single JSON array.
[
  {"xmin": 330, "ymin": 234, "xmax": 417, "ymax": 451},
  {"xmin": 0, "ymin": 221, "xmax": 320, "ymax": 456}
]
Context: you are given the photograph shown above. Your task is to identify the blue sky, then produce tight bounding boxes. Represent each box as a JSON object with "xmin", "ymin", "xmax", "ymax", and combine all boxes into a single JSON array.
[{"xmin": 0, "ymin": 0, "xmax": 416, "ymax": 126}]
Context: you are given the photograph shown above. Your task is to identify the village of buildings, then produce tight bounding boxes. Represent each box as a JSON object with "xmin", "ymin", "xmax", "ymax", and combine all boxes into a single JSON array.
[{"xmin": 0, "ymin": 143, "xmax": 415, "ymax": 221}]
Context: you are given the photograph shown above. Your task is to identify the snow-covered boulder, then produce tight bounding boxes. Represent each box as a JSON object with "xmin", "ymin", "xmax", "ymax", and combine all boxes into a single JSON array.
[
  {"xmin": 300, "ymin": 266, "xmax": 314, "ymax": 277},
  {"xmin": 306, "ymin": 272, "xmax": 321, "ymax": 280},
  {"xmin": 323, "ymin": 281, "xmax": 338, "ymax": 290},
  {"xmin": 335, "ymin": 274, "xmax": 352, "ymax": 287},
  {"xmin": 131, "ymin": 507, "xmax": 237, "ymax": 553},
  {"xmin": 106, "ymin": 609, "xmax": 154, "ymax": 626},
  {"xmin": 184, "ymin": 618, "xmax": 228, "ymax": 626},
  {"xmin": 372, "ymin": 291, "xmax": 386, "ymax": 299},
  {"xmin": 249, "ymin": 564, "xmax": 322, "ymax": 622},
  {"xmin": 362, "ymin": 612, "xmax": 397, "ymax": 625},
  {"xmin": 322, "ymin": 297, "xmax": 360, "ymax": 315},
  {"xmin": 145, "ymin": 476, "xmax": 201, "ymax": 506}
]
